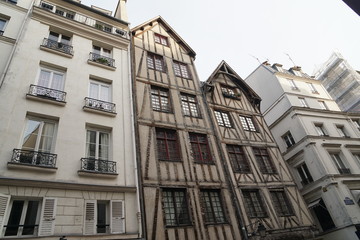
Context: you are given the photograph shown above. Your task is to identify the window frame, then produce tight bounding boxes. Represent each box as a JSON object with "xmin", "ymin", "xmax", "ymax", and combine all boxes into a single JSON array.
[
  {"xmin": 282, "ymin": 131, "xmax": 296, "ymax": 148},
  {"xmin": 336, "ymin": 125, "xmax": 348, "ymax": 138},
  {"xmin": 214, "ymin": 110, "xmax": 232, "ymax": 128},
  {"xmin": 314, "ymin": 123, "xmax": 327, "ymax": 136},
  {"xmin": 200, "ymin": 189, "xmax": 226, "ymax": 224},
  {"xmin": 180, "ymin": 93, "xmax": 200, "ymax": 118},
  {"xmin": 242, "ymin": 189, "xmax": 268, "ymax": 218},
  {"xmin": 252, "ymin": 147, "xmax": 277, "ymax": 174},
  {"xmin": 154, "ymin": 33, "xmax": 169, "ymax": 46},
  {"xmin": 162, "ymin": 188, "xmax": 191, "ymax": 227},
  {"xmin": 147, "ymin": 52, "xmax": 166, "ymax": 72},
  {"xmin": 287, "ymin": 79, "xmax": 298, "ymax": 90},
  {"xmin": 270, "ymin": 189, "xmax": 294, "ymax": 217},
  {"xmin": 155, "ymin": 128, "xmax": 181, "ymax": 161},
  {"xmin": 0, "ymin": 18, "xmax": 9, "ymax": 35},
  {"xmin": 318, "ymin": 101, "xmax": 328, "ymax": 110},
  {"xmin": 298, "ymin": 97, "xmax": 308, "ymax": 107},
  {"xmin": 189, "ymin": 133, "xmax": 213, "ymax": 164},
  {"xmin": 86, "ymin": 129, "xmax": 111, "ymax": 161},
  {"xmin": 36, "ymin": 66, "xmax": 66, "ymax": 91},
  {"xmin": 173, "ymin": 61, "xmax": 191, "ymax": 79},
  {"xmin": 150, "ymin": 86, "xmax": 172, "ymax": 113},
  {"xmin": 239, "ymin": 115, "xmax": 257, "ymax": 132},
  {"xmin": 89, "ymin": 80, "xmax": 112, "ymax": 102},
  {"xmin": 226, "ymin": 145, "xmax": 251, "ymax": 173},
  {"xmin": 297, "ymin": 163, "xmax": 313, "ymax": 186},
  {"xmin": 330, "ymin": 152, "xmax": 349, "ymax": 173}
]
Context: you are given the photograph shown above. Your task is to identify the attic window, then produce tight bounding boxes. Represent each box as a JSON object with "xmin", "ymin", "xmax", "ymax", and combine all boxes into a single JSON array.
[
  {"xmin": 221, "ymin": 85, "xmax": 239, "ymax": 99},
  {"xmin": 154, "ymin": 33, "xmax": 168, "ymax": 46}
]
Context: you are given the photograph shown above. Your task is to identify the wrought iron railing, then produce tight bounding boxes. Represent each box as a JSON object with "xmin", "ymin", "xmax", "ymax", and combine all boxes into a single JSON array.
[
  {"xmin": 41, "ymin": 38, "xmax": 73, "ymax": 55},
  {"xmin": 89, "ymin": 52, "xmax": 115, "ymax": 67},
  {"xmin": 338, "ymin": 168, "xmax": 351, "ymax": 174},
  {"xmin": 11, "ymin": 149, "xmax": 57, "ymax": 168},
  {"xmin": 80, "ymin": 158, "xmax": 116, "ymax": 174},
  {"xmin": 28, "ymin": 84, "xmax": 66, "ymax": 102},
  {"xmin": 84, "ymin": 97, "xmax": 116, "ymax": 113},
  {"xmin": 3, "ymin": 224, "xmax": 39, "ymax": 236}
]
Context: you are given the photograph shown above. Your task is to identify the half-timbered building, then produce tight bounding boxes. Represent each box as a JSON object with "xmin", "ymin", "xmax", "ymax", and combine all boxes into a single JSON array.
[
  {"xmin": 203, "ymin": 61, "xmax": 315, "ymax": 239},
  {"xmin": 131, "ymin": 17, "xmax": 245, "ymax": 240}
]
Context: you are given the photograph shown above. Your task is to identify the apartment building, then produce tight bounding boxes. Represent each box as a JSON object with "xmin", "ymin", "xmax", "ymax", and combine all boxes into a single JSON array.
[
  {"xmin": 0, "ymin": 0, "xmax": 141, "ymax": 239},
  {"xmin": 246, "ymin": 62, "xmax": 360, "ymax": 240},
  {"xmin": 203, "ymin": 61, "xmax": 314, "ymax": 239}
]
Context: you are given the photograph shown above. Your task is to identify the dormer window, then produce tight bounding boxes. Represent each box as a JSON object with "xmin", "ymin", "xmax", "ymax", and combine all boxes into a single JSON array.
[
  {"xmin": 154, "ymin": 33, "xmax": 168, "ymax": 46},
  {"xmin": 221, "ymin": 85, "xmax": 239, "ymax": 99},
  {"xmin": 41, "ymin": 2, "xmax": 54, "ymax": 11},
  {"xmin": 273, "ymin": 64, "xmax": 284, "ymax": 73},
  {"xmin": 55, "ymin": 7, "xmax": 75, "ymax": 20}
]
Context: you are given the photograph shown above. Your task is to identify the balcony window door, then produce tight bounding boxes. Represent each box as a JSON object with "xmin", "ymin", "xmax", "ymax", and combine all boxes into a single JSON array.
[
  {"xmin": 48, "ymin": 31, "xmax": 71, "ymax": 45},
  {"xmin": 86, "ymin": 130, "xmax": 109, "ymax": 161},
  {"xmin": 38, "ymin": 68, "xmax": 65, "ymax": 91},
  {"xmin": 89, "ymin": 81, "xmax": 111, "ymax": 103},
  {"xmin": 93, "ymin": 45, "xmax": 111, "ymax": 58},
  {"xmin": 22, "ymin": 119, "xmax": 56, "ymax": 154}
]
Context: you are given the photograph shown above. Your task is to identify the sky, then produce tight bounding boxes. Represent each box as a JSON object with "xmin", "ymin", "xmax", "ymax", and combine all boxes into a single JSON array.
[{"xmin": 81, "ymin": 0, "xmax": 360, "ymax": 80}]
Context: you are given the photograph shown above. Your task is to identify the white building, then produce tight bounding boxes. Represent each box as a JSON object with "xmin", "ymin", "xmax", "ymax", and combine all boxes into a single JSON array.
[
  {"xmin": 0, "ymin": 0, "xmax": 141, "ymax": 239},
  {"xmin": 246, "ymin": 62, "xmax": 360, "ymax": 240}
]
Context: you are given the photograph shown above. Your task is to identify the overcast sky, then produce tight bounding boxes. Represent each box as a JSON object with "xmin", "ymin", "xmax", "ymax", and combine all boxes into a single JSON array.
[{"xmin": 81, "ymin": 0, "xmax": 360, "ymax": 80}]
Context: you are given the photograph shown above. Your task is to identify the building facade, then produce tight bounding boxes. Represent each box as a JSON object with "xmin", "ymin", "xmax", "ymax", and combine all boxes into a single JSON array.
[
  {"xmin": 203, "ymin": 61, "xmax": 314, "ymax": 240},
  {"xmin": 0, "ymin": 0, "xmax": 141, "ymax": 239},
  {"xmin": 314, "ymin": 52, "xmax": 360, "ymax": 112},
  {"xmin": 246, "ymin": 62, "xmax": 360, "ymax": 240}
]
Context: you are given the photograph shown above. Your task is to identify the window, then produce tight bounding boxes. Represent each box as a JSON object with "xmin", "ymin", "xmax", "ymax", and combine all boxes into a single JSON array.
[
  {"xmin": 298, "ymin": 97, "xmax": 308, "ymax": 107},
  {"xmin": 156, "ymin": 128, "xmax": 181, "ymax": 161},
  {"xmin": 151, "ymin": 87, "xmax": 171, "ymax": 112},
  {"xmin": 336, "ymin": 125, "xmax": 348, "ymax": 138},
  {"xmin": 297, "ymin": 163, "xmax": 313, "ymax": 186},
  {"xmin": 2, "ymin": 197, "xmax": 56, "ymax": 237},
  {"xmin": 253, "ymin": 147, "xmax": 276, "ymax": 174},
  {"xmin": 0, "ymin": 18, "xmax": 7, "ymax": 35},
  {"xmin": 189, "ymin": 133, "xmax": 212, "ymax": 163},
  {"xmin": 93, "ymin": 45, "xmax": 111, "ymax": 58},
  {"xmin": 200, "ymin": 190, "xmax": 226, "ymax": 224},
  {"xmin": 37, "ymin": 67, "xmax": 65, "ymax": 91},
  {"xmin": 89, "ymin": 81, "xmax": 111, "ymax": 102},
  {"xmin": 214, "ymin": 110, "xmax": 232, "ymax": 128},
  {"xmin": 173, "ymin": 61, "xmax": 191, "ymax": 78},
  {"xmin": 352, "ymin": 119, "xmax": 360, "ymax": 131},
  {"xmin": 282, "ymin": 132, "xmax": 295, "ymax": 148},
  {"xmin": 221, "ymin": 85, "xmax": 239, "ymax": 98},
  {"xmin": 288, "ymin": 79, "xmax": 298, "ymax": 90},
  {"xmin": 239, "ymin": 115, "xmax": 257, "ymax": 132},
  {"xmin": 55, "ymin": 7, "xmax": 75, "ymax": 19},
  {"xmin": 84, "ymin": 200, "xmax": 124, "ymax": 234},
  {"xmin": 242, "ymin": 189, "xmax": 267, "ymax": 218},
  {"xmin": 314, "ymin": 124, "xmax": 327, "ymax": 136},
  {"xmin": 41, "ymin": 2, "xmax": 54, "ymax": 10},
  {"xmin": 147, "ymin": 52, "xmax": 165, "ymax": 72},
  {"xmin": 154, "ymin": 33, "xmax": 168, "ymax": 46},
  {"xmin": 227, "ymin": 145, "xmax": 250, "ymax": 173},
  {"xmin": 95, "ymin": 21, "xmax": 112, "ymax": 33},
  {"xmin": 181, "ymin": 93, "xmax": 200, "ymax": 117},
  {"xmin": 293, "ymin": 70, "xmax": 302, "ymax": 77},
  {"xmin": 318, "ymin": 101, "xmax": 328, "ymax": 110},
  {"xmin": 330, "ymin": 153, "xmax": 350, "ymax": 174},
  {"xmin": 48, "ymin": 31, "xmax": 71, "ymax": 45},
  {"xmin": 270, "ymin": 190, "xmax": 294, "ymax": 216},
  {"xmin": 307, "ymin": 83, "xmax": 318, "ymax": 93},
  {"xmin": 310, "ymin": 199, "xmax": 335, "ymax": 231},
  {"xmin": 162, "ymin": 189, "xmax": 190, "ymax": 226},
  {"xmin": 86, "ymin": 129, "xmax": 110, "ymax": 161}
]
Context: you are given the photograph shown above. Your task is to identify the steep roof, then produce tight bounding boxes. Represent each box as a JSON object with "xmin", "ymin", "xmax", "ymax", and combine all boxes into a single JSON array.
[
  {"xmin": 205, "ymin": 61, "xmax": 262, "ymax": 108},
  {"xmin": 131, "ymin": 16, "xmax": 196, "ymax": 58}
]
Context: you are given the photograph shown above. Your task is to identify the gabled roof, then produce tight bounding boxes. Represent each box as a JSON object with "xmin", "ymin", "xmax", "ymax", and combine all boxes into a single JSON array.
[
  {"xmin": 131, "ymin": 16, "xmax": 196, "ymax": 58},
  {"xmin": 205, "ymin": 60, "xmax": 262, "ymax": 108}
]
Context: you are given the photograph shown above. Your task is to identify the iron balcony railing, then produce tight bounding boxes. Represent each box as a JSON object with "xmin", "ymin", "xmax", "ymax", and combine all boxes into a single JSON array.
[
  {"xmin": 84, "ymin": 97, "xmax": 116, "ymax": 113},
  {"xmin": 28, "ymin": 84, "xmax": 66, "ymax": 102},
  {"xmin": 80, "ymin": 158, "xmax": 116, "ymax": 174},
  {"xmin": 41, "ymin": 38, "xmax": 73, "ymax": 55},
  {"xmin": 338, "ymin": 168, "xmax": 351, "ymax": 174},
  {"xmin": 89, "ymin": 52, "xmax": 115, "ymax": 67},
  {"xmin": 11, "ymin": 149, "xmax": 57, "ymax": 168}
]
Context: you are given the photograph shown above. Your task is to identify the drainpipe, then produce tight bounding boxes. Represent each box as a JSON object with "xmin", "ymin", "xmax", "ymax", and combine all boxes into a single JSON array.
[{"xmin": 0, "ymin": 0, "xmax": 35, "ymax": 89}]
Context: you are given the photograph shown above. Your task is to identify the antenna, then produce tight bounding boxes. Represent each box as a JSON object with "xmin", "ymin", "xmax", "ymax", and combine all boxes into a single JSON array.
[
  {"xmin": 285, "ymin": 53, "xmax": 296, "ymax": 66},
  {"xmin": 249, "ymin": 54, "xmax": 261, "ymax": 64}
]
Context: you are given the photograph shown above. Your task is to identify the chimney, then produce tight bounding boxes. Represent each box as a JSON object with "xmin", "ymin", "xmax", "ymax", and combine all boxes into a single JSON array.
[{"xmin": 114, "ymin": 0, "xmax": 128, "ymax": 22}]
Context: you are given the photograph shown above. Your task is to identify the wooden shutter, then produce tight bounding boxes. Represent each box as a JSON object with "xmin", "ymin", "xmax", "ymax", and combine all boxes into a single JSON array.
[
  {"xmin": 38, "ymin": 197, "xmax": 57, "ymax": 236},
  {"xmin": 0, "ymin": 194, "xmax": 10, "ymax": 235},
  {"xmin": 84, "ymin": 200, "xmax": 96, "ymax": 235},
  {"xmin": 110, "ymin": 200, "xmax": 125, "ymax": 233}
]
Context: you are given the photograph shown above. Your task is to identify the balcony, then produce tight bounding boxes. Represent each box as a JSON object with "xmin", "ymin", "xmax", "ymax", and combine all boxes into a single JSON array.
[
  {"xmin": 88, "ymin": 52, "xmax": 115, "ymax": 68},
  {"xmin": 338, "ymin": 168, "xmax": 351, "ymax": 174},
  {"xmin": 27, "ymin": 85, "xmax": 66, "ymax": 104},
  {"xmin": 80, "ymin": 158, "xmax": 117, "ymax": 174},
  {"xmin": 10, "ymin": 149, "xmax": 57, "ymax": 168},
  {"xmin": 83, "ymin": 97, "xmax": 116, "ymax": 116},
  {"xmin": 41, "ymin": 38, "xmax": 73, "ymax": 55}
]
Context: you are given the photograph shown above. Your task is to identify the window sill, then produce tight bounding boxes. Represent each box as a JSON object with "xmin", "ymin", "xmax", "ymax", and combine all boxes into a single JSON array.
[
  {"xmin": 83, "ymin": 106, "xmax": 117, "ymax": 117},
  {"xmin": 204, "ymin": 222, "xmax": 228, "ymax": 226},
  {"xmin": 153, "ymin": 109, "xmax": 173, "ymax": 114},
  {"xmin": 40, "ymin": 45, "xmax": 73, "ymax": 58},
  {"xmin": 78, "ymin": 170, "xmax": 118, "ymax": 178},
  {"xmin": 165, "ymin": 224, "xmax": 193, "ymax": 228},
  {"xmin": 194, "ymin": 161, "xmax": 215, "ymax": 165},
  {"xmin": 88, "ymin": 60, "xmax": 116, "ymax": 71},
  {"xmin": 184, "ymin": 115, "xmax": 202, "ymax": 119},
  {"xmin": 159, "ymin": 159, "xmax": 182, "ymax": 162},
  {"xmin": 26, "ymin": 94, "xmax": 66, "ymax": 106},
  {"xmin": 7, "ymin": 162, "xmax": 57, "ymax": 173}
]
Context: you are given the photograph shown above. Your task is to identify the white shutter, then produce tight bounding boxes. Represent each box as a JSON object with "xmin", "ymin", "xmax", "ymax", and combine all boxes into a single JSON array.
[
  {"xmin": 0, "ymin": 194, "xmax": 10, "ymax": 235},
  {"xmin": 84, "ymin": 200, "xmax": 96, "ymax": 235},
  {"xmin": 38, "ymin": 197, "xmax": 57, "ymax": 236},
  {"xmin": 110, "ymin": 200, "xmax": 125, "ymax": 233}
]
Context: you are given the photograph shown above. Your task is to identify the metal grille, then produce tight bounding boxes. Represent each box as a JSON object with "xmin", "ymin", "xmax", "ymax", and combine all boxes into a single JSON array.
[
  {"xmin": 11, "ymin": 149, "xmax": 57, "ymax": 168},
  {"xmin": 84, "ymin": 97, "xmax": 116, "ymax": 113},
  {"xmin": 28, "ymin": 84, "xmax": 66, "ymax": 102},
  {"xmin": 80, "ymin": 158, "xmax": 116, "ymax": 174},
  {"xmin": 89, "ymin": 52, "xmax": 115, "ymax": 67}
]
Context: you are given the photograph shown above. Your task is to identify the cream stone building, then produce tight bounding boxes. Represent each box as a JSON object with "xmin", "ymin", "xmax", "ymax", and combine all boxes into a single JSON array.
[
  {"xmin": 246, "ymin": 62, "xmax": 360, "ymax": 240},
  {"xmin": 0, "ymin": 0, "xmax": 141, "ymax": 239}
]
